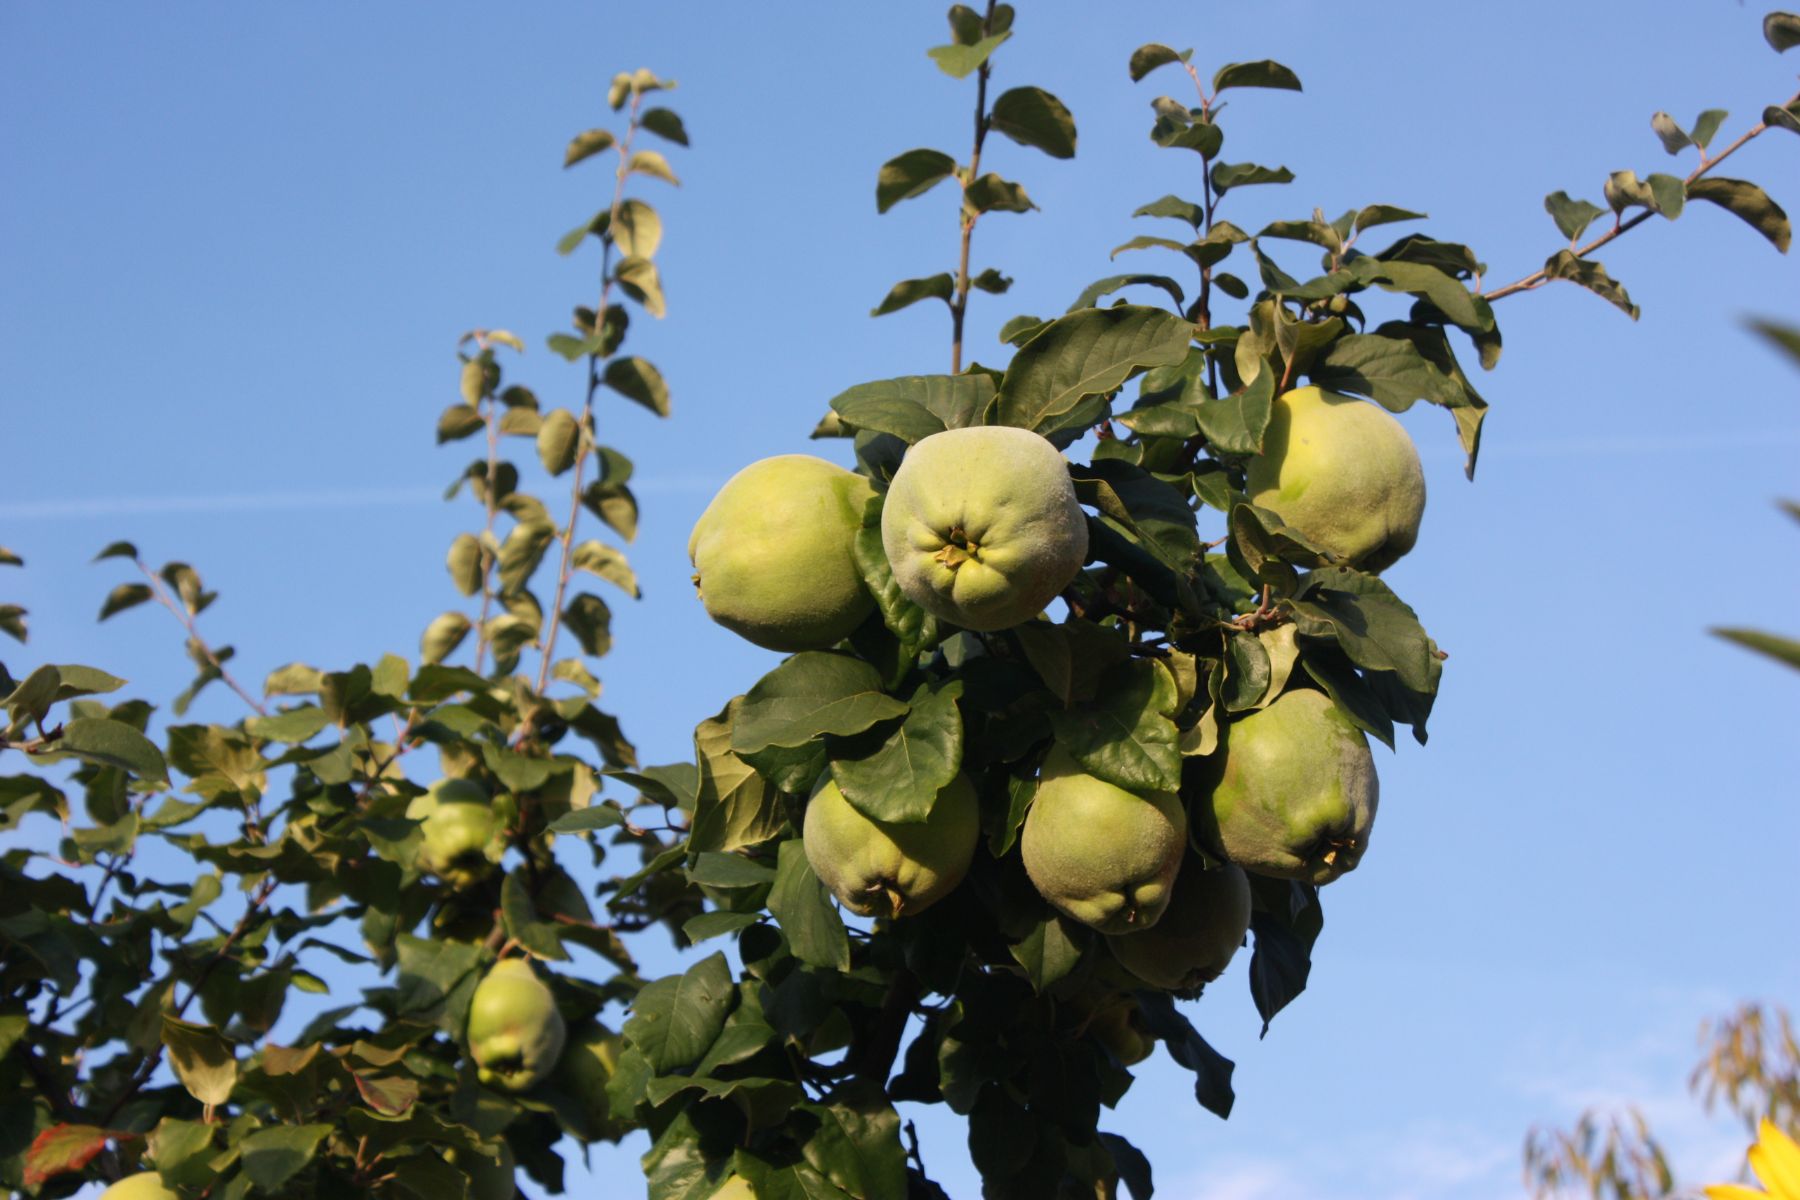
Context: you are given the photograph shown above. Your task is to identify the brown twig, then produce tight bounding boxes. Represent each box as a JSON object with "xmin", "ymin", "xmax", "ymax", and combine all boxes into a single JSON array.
[
  {"xmin": 135, "ymin": 557, "xmax": 267, "ymax": 717},
  {"xmin": 1482, "ymin": 95, "xmax": 1795, "ymax": 303},
  {"xmin": 949, "ymin": 0, "xmax": 999, "ymax": 374},
  {"xmin": 534, "ymin": 91, "xmax": 646, "ymax": 700}
]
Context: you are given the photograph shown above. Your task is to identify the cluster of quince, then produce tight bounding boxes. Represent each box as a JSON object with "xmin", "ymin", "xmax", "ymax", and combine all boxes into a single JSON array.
[{"xmin": 687, "ymin": 387, "xmax": 1424, "ymax": 997}]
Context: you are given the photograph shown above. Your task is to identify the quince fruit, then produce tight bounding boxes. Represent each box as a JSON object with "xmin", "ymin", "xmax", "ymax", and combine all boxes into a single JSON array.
[
  {"xmin": 1021, "ymin": 747, "xmax": 1186, "ymax": 934},
  {"xmin": 1194, "ymin": 687, "xmax": 1377, "ymax": 885},
  {"xmin": 689, "ymin": 455, "xmax": 876, "ymax": 651},
  {"xmin": 1107, "ymin": 859, "xmax": 1251, "ymax": 991},
  {"xmin": 880, "ymin": 426, "xmax": 1088, "ymax": 631},
  {"xmin": 407, "ymin": 777, "xmax": 504, "ymax": 888},
  {"xmin": 467, "ymin": 958, "xmax": 566, "ymax": 1091},
  {"xmin": 1246, "ymin": 386, "xmax": 1425, "ymax": 572},
  {"xmin": 803, "ymin": 776, "xmax": 978, "ymax": 918}
]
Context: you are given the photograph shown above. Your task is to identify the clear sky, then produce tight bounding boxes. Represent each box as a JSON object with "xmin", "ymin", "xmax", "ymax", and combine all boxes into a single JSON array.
[{"xmin": 4, "ymin": 3, "xmax": 1798, "ymax": 1198}]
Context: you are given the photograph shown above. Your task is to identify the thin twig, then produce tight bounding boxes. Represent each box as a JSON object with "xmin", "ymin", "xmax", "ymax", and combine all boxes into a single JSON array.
[
  {"xmin": 949, "ymin": 0, "xmax": 999, "ymax": 374},
  {"xmin": 534, "ymin": 91, "xmax": 645, "ymax": 698},
  {"xmin": 1482, "ymin": 95, "xmax": 1794, "ymax": 302},
  {"xmin": 135, "ymin": 557, "xmax": 267, "ymax": 717}
]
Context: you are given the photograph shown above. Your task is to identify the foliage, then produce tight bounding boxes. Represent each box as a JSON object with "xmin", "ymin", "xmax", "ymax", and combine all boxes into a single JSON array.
[{"xmin": 1, "ymin": 9, "xmax": 1796, "ymax": 1200}]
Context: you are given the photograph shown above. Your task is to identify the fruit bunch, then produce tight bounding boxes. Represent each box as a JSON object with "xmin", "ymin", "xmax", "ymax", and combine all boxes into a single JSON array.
[{"xmin": 683, "ymin": 382, "xmax": 1424, "ymax": 1018}]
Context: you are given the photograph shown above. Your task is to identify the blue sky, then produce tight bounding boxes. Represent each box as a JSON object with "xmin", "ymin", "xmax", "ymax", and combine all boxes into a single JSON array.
[{"xmin": 4, "ymin": 3, "xmax": 1798, "ymax": 1197}]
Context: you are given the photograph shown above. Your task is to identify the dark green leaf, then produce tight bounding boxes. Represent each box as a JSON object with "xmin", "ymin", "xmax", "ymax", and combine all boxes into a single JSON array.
[
  {"xmin": 1009, "ymin": 913, "xmax": 1083, "ymax": 993},
  {"xmin": 1288, "ymin": 567, "xmax": 1435, "ymax": 694},
  {"xmin": 732, "ymin": 652, "xmax": 910, "ymax": 754},
  {"xmin": 799, "ymin": 1082, "xmax": 908, "ymax": 1200},
  {"xmin": 1687, "ymin": 177, "xmax": 1791, "ymax": 252},
  {"xmin": 965, "ymin": 174, "xmax": 1035, "ymax": 214},
  {"xmin": 1246, "ymin": 876, "xmax": 1323, "ymax": 1035},
  {"xmin": 623, "ymin": 951, "xmax": 735, "ymax": 1073},
  {"xmin": 1211, "ymin": 59, "xmax": 1302, "ymax": 92},
  {"xmin": 829, "ymin": 374, "xmax": 994, "ymax": 443},
  {"xmin": 1132, "ymin": 194, "xmax": 1205, "ymax": 227},
  {"xmin": 1310, "ymin": 332, "xmax": 1464, "ymax": 411},
  {"xmin": 58, "ymin": 717, "xmax": 169, "ymax": 784},
  {"xmin": 767, "ymin": 839, "xmax": 850, "ymax": 971},
  {"xmin": 1068, "ymin": 273, "xmax": 1185, "ymax": 313},
  {"xmin": 161, "ymin": 1015, "xmax": 237, "ymax": 1105},
  {"xmin": 1544, "ymin": 191, "xmax": 1607, "ymax": 243},
  {"xmin": 994, "ymin": 306, "xmax": 1194, "ymax": 435},
  {"xmin": 98, "ymin": 582, "xmax": 153, "ymax": 621},
  {"xmin": 640, "ymin": 107, "xmax": 689, "ymax": 146},
  {"xmin": 93, "ymin": 540, "xmax": 139, "ymax": 562},
  {"xmin": 1127, "ymin": 44, "xmax": 1187, "ymax": 82},
  {"xmin": 972, "ymin": 267, "xmax": 1012, "ymax": 294},
  {"xmin": 876, "ymin": 149, "xmax": 957, "ymax": 213},
  {"xmin": 871, "ymin": 273, "xmax": 954, "ymax": 317},
  {"xmin": 1692, "ymin": 108, "xmax": 1729, "ymax": 147},
  {"xmin": 1210, "ymin": 162, "xmax": 1294, "ymax": 193},
  {"xmin": 614, "ymin": 255, "xmax": 667, "ymax": 317},
  {"xmin": 563, "ymin": 592, "xmax": 613, "ymax": 658},
  {"xmin": 1354, "ymin": 204, "xmax": 1426, "ymax": 233},
  {"xmin": 1765, "ymin": 11, "xmax": 1800, "ymax": 52},
  {"xmin": 240, "ymin": 1125, "xmax": 333, "ymax": 1190},
  {"xmin": 1712, "ymin": 627, "xmax": 1800, "ymax": 671},
  {"xmin": 1195, "ymin": 365, "xmax": 1276, "ymax": 455},
  {"xmin": 604, "ymin": 356, "xmax": 671, "ymax": 416},
  {"xmin": 989, "ymin": 86, "xmax": 1077, "ymax": 159},
  {"xmin": 1048, "ymin": 659, "xmax": 1181, "ymax": 793},
  {"xmin": 999, "ymin": 314, "xmax": 1051, "ymax": 346},
  {"xmin": 829, "ymin": 678, "xmax": 963, "ymax": 823},
  {"xmin": 1765, "ymin": 103, "xmax": 1800, "ymax": 136},
  {"xmin": 1135, "ymin": 993, "xmax": 1234, "ymax": 1118},
  {"xmin": 1542, "ymin": 249, "xmax": 1640, "ymax": 319}
]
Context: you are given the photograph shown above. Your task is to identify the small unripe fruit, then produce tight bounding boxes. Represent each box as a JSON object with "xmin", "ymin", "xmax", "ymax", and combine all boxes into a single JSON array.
[
  {"xmin": 407, "ymin": 777, "xmax": 503, "ymax": 888},
  {"xmin": 1107, "ymin": 860, "xmax": 1251, "ymax": 990},
  {"xmin": 1021, "ymin": 748, "xmax": 1187, "ymax": 934},
  {"xmin": 467, "ymin": 958, "xmax": 566, "ymax": 1091},
  {"xmin": 1194, "ymin": 688, "xmax": 1377, "ymax": 885},
  {"xmin": 803, "ymin": 776, "xmax": 979, "ymax": 918},
  {"xmin": 99, "ymin": 1175, "xmax": 179, "ymax": 1200},
  {"xmin": 1246, "ymin": 386, "xmax": 1425, "ymax": 573}
]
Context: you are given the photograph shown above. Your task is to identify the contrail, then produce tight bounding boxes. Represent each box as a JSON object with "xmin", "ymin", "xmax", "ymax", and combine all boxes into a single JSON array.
[{"xmin": 0, "ymin": 476, "xmax": 724, "ymax": 521}]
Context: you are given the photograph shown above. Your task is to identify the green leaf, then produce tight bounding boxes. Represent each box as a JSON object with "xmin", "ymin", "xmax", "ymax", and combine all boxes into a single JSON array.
[
  {"xmin": 497, "ymin": 520, "xmax": 556, "ymax": 596},
  {"xmin": 1765, "ymin": 103, "xmax": 1800, "ymax": 136},
  {"xmin": 240, "ymin": 1124, "xmax": 333, "ymax": 1190},
  {"xmin": 420, "ymin": 612, "xmax": 471, "ymax": 666},
  {"xmin": 1048, "ymin": 659, "xmax": 1181, "ymax": 793},
  {"xmin": 1541, "ymin": 249, "xmax": 1640, "ymax": 318},
  {"xmin": 1749, "ymin": 318, "xmax": 1800, "ymax": 365},
  {"xmin": 563, "ymin": 592, "xmax": 613, "ymax": 658},
  {"xmin": 1692, "ymin": 108, "xmax": 1729, "ymax": 147},
  {"xmin": 1308, "ymin": 331, "xmax": 1461, "ymax": 412},
  {"xmin": 615, "ymin": 255, "xmax": 667, "ymax": 317},
  {"xmin": 1210, "ymin": 162, "xmax": 1294, "ymax": 193},
  {"xmin": 624, "ymin": 951, "xmax": 735, "ymax": 1073},
  {"xmin": 1651, "ymin": 111, "xmax": 1692, "ymax": 154},
  {"xmin": 1068, "ymin": 273, "xmax": 1185, "ymax": 313},
  {"xmin": 999, "ymin": 314, "xmax": 1051, "ymax": 346},
  {"xmin": 971, "ymin": 267, "xmax": 1012, "ymax": 294},
  {"xmin": 989, "ymin": 86, "xmax": 1077, "ymax": 159},
  {"xmin": 446, "ymin": 532, "xmax": 484, "ymax": 597},
  {"xmin": 947, "ymin": 4, "xmax": 984, "ymax": 44},
  {"xmin": 1765, "ymin": 11, "xmax": 1800, "ymax": 51},
  {"xmin": 604, "ymin": 356, "xmax": 671, "ymax": 416},
  {"xmin": 98, "ymin": 582, "xmax": 153, "ymax": 621},
  {"xmin": 732, "ymin": 652, "xmax": 909, "ymax": 754},
  {"xmin": 829, "ymin": 678, "xmax": 963, "ymax": 823},
  {"xmin": 564, "ymin": 128, "xmax": 616, "ymax": 168},
  {"xmin": 767, "ymin": 838, "xmax": 851, "ymax": 971},
  {"xmin": 1135, "ymin": 993, "xmax": 1236, "ymax": 1118},
  {"xmin": 1288, "ymin": 567, "xmax": 1435, "ymax": 695},
  {"xmin": 502, "ymin": 870, "xmax": 567, "ymax": 960},
  {"xmin": 640, "ymin": 106, "xmax": 689, "ymax": 146},
  {"xmin": 1194, "ymin": 366, "xmax": 1276, "ymax": 455},
  {"xmin": 691, "ymin": 698, "xmax": 787, "ymax": 855},
  {"xmin": 1009, "ymin": 912, "xmax": 1083, "ymax": 993},
  {"xmin": 1128, "ymin": 43, "xmax": 1187, "ymax": 82},
  {"xmin": 546, "ymin": 803, "xmax": 624, "ymax": 834},
  {"xmin": 965, "ymin": 174, "xmax": 1035, "ymax": 214},
  {"xmin": 993, "ymin": 306, "xmax": 1195, "ymax": 435},
  {"xmin": 161, "ymin": 1015, "xmax": 237, "ymax": 1106},
  {"xmin": 435, "ymin": 403, "xmax": 484, "ymax": 443},
  {"xmin": 1686, "ymin": 177, "xmax": 1791, "ymax": 252},
  {"xmin": 1354, "ymin": 204, "xmax": 1426, "ymax": 233},
  {"xmin": 1211, "ymin": 59, "xmax": 1302, "ymax": 92},
  {"xmin": 876, "ymin": 149, "xmax": 957, "ymax": 213},
  {"xmin": 927, "ymin": 31, "xmax": 1010, "ymax": 79},
  {"xmin": 627, "ymin": 149, "xmax": 680, "ymax": 186},
  {"xmin": 871, "ymin": 273, "xmax": 954, "ymax": 317},
  {"xmin": 244, "ymin": 705, "xmax": 329, "ymax": 744},
  {"xmin": 1712, "ymin": 627, "xmax": 1800, "ymax": 671},
  {"xmin": 799, "ymin": 1082, "xmax": 909, "ymax": 1200},
  {"xmin": 1544, "ymin": 191, "xmax": 1607, "ymax": 243},
  {"xmin": 58, "ymin": 717, "xmax": 169, "ymax": 784},
  {"xmin": 830, "ymin": 373, "xmax": 993, "ymax": 444},
  {"xmin": 1353, "ymin": 258, "xmax": 1493, "ymax": 334},
  {"xmin": 571, "ymin": 540, "xmax": 639, "ymax": 597},
  {"xmin": 93, "ymin": 540, "xmax": 139, "ymax": 562},
  {"xmin": 1645, "ymin": 172, "xmax": 1686, "ymax": 219},
  {"xmin": 1132, "ymin": 196, "xmax": 1203, "ymax": 230},
  {"xmin": 536, "ymin": 408, "xmax": 580, "ymax": 475}
]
